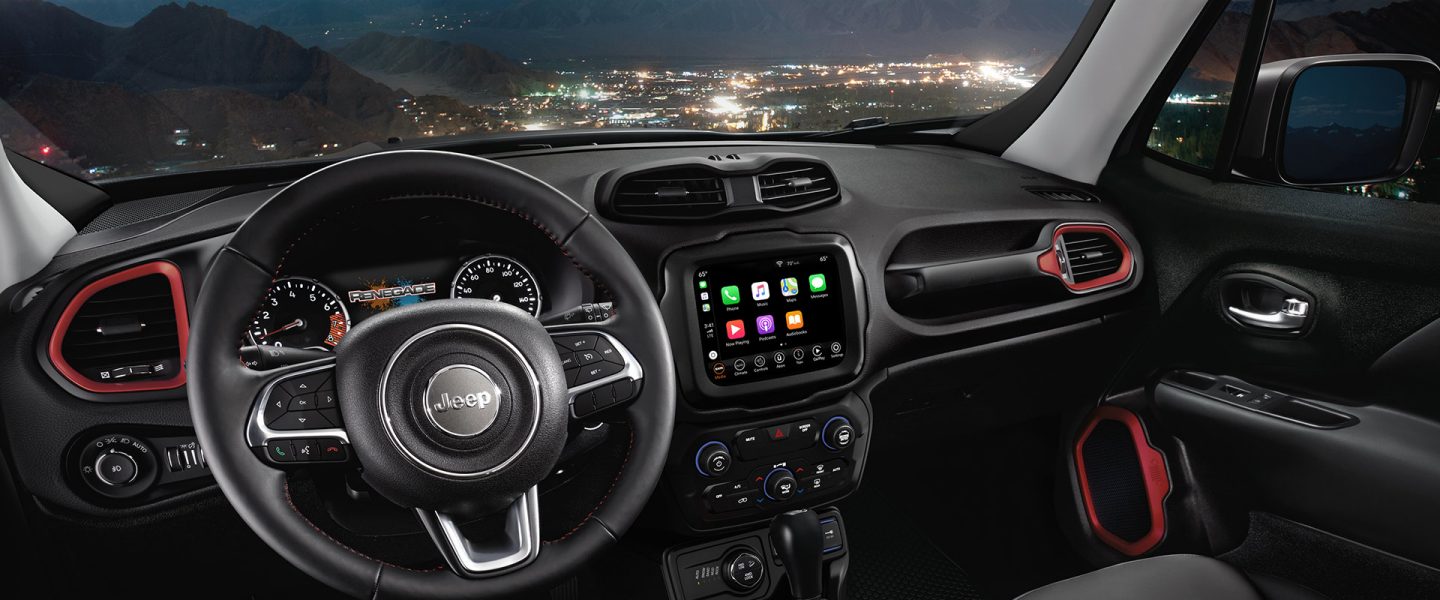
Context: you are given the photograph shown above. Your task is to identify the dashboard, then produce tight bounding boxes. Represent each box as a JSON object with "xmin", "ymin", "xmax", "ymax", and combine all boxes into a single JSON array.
[{"xmin": 1, "ymin": 139, "xmax": 1145, "ymax": 586}]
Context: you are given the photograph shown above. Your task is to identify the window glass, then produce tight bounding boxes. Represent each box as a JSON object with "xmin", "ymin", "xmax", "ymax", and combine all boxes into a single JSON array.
[
  {"xmin": 0, "ymin": 0, "xmax": 1096, "ymax": 182},
  {"xmin": 1147, "ymin": 0, "xmax": 1254, "ymax": 168}
]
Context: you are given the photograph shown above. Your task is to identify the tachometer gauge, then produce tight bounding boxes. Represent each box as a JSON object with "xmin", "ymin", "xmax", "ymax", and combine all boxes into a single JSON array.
[
  {"xmin": 451, "ymin": 255, "xmax": 542, "ymax": 317},
  {"xmin": 247, "ymin": 277, "xmax": 350, "ymax": 350}
]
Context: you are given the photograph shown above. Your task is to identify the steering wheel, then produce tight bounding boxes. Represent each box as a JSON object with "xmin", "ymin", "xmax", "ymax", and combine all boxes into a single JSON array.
[{"xmin": 187, "ymin": 150, "xmax": 675, "ymax": 598}]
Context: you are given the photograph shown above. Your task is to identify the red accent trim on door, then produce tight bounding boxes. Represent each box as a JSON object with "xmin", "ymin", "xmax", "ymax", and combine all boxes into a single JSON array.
[
  {"xmin": 48, "ymin": 261, "xmax": 189, "ymax": 393},
  {"xmin": 1073, "ymin": 405, "xmax": 1170, "ymax": 557},
  {"xmin": 1036, "ymin": 223, "xmax": 1135, "ymax": 293}
]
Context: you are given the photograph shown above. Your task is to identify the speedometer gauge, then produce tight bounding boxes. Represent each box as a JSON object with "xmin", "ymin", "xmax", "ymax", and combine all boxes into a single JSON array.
[
  {"xmin": 247, "ymin": 277, "xmax": 350, "ymax": 350},
  {"xmin": 451, "ymin": 255, "xmax": 543, "ymax": 317}
]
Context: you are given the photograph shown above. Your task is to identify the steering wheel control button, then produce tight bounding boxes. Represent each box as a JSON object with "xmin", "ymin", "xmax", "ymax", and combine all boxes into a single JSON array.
[
  {"xmin": 271, "ymin": 411, "xmax": 330, "ymax": 430},
  {"xmin": 317, "ymin": 439, "xmax": 349, "ymax": 462},
  {"xmin": 280, "ymin": 371, "xmax": 331, "ymax": 396},
  {"xmin": 722, "ymin": 550, "xmax": 765, "ymax": 592},
  {"xmin": 576, "ymin": 360, "xmax": 623, "ymax": 385},
  {"xmin": 288, "ymin": 393, "xmax": 317, "ymax": 411},
  {"xmin": 316, "ymin": 389, "xmax": 338, "ymax": 408},
  {"xmin": 557, "ymin": 348, "xmax": 577, "ymax": 370},
  {"xmin": 822, "ymin": 416, "xmax": 855, "ymax": 451},
  {"xmin": 696, "ymin": 441, "xmax": 732, "ymax": 477},
  {"xmin": 763, "ymin": 468, "xmax": 797, "ymax": 501},
  {"xmin": 554, "ymin": 334, "xmax": 597, "ymax": 352},
  {"xmin": 596, "ymin": 338, "xmax": 625, "ymax": 364},
  {"xmin": 423, "ymin": 364, "xmax": 504, "ymax": 438},
  {"xmin": 266, "ymin": 441, "xmax": 296, "ymax": 463},
  {"xmin": 94, "ymin": 451, "xmax": 139, "ymax": 487}
]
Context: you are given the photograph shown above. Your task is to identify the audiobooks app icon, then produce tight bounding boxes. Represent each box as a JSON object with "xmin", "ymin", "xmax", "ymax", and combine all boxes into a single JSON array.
[{"xmin": 785, "ymin": 311, "xmax": 804, "ymax": 330}]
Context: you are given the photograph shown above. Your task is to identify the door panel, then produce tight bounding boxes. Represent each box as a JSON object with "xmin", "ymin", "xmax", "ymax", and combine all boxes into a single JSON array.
[{"xmin": 1095, "ymin": 154, "xmax": 1440, "ymax": 570}]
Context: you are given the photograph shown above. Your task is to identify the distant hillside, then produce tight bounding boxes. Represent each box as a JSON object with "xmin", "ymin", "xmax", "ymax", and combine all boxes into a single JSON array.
[
  {"xmin": 1179, "ymin": 0, "xmax": 1437, "ymax": 90},
  {"xmin": 0, "ymin": 1, "xmax": 417, "ymax": 174},
  {"xmin": 335, "ymin": 32, "xmax": 554, "ymax": 102}
]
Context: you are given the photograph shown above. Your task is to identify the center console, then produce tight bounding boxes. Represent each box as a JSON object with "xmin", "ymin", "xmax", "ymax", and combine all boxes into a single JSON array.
[{"xmin": 658, "ymin": 232, "xmax": 871, "ymax": 534}]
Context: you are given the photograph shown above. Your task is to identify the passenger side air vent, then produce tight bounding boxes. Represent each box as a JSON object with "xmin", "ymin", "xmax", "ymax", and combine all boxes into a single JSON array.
[
  {"xmin": 1061, "ymin": 231, "xmax": 1123, "ymax": 283},
  {"xmin": 610, "ymin": 167, "xmax": 728, "ymax": 218},
  {"xmin": 1038, "ymin": 224, "xmax": 1135, "ymax": 293},
  {"xmin": 755, "ymin": 162, "xmax": 839, "ymax": 207},
  {"xmin": 1027, "ymin": 188, "xmax": 1099, "ymax": 203},
  {"xmin": 49, "ymin": 262, "xmax": 189, "ymax": 394}
]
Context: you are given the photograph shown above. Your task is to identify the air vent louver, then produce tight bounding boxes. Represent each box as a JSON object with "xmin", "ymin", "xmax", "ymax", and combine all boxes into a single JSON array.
[
  {"xmin": 1060, "ymin": 231, "xmax": 1123, "ymax": 284},
  {"xmin": 51, "ymin": 262, "xmax": 188, "ymax": 393},
  {"xmin": 1029, "ymin": 188, "xmax": 1099, "ymax": 203},
  {"xmin": 611, "ymin": 167, "xmax": 727, "ymax": 217},
  {"xmin": 755, "ymin": 162, "xmax": 838, "ymax": 207}
]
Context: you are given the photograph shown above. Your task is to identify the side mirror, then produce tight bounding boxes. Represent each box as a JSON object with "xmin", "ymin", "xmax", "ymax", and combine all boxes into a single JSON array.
[{"xmin": 1234, "ymin": 54, "xmax": 1439, "ymax": 186}]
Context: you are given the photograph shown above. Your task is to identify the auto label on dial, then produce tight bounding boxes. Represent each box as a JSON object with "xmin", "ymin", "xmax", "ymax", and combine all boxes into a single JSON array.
[
  {"xmin": 450, "ymin": 254, "xmax": 542, "ymax": 317},
  {"xmin": 247, "ymin": 277, "xmax": 350, "ymax": 350}
]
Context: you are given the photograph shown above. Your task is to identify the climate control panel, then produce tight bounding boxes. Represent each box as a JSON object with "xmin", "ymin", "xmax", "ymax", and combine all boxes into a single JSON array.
[{"xmin": 667, "ymin": 394, "xmax": 870, "ymax": 530}]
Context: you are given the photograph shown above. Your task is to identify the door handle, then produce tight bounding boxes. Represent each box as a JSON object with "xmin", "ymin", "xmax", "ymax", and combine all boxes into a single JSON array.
[{"xmin": 1226, "ymin": 297, "xmax": 1310, "ymax": 331}]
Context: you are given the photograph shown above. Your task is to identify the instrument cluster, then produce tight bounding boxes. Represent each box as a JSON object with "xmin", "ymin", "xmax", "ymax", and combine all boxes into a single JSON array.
[{"xmin": 242, "ymin": 198, "xmax": 588, "ymax": 354}]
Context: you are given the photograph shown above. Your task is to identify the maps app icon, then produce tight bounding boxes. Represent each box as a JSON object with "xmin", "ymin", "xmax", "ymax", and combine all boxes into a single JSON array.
[{"xmin": 780, "ymin": 277, "xmax": 800, "ymax": 297}]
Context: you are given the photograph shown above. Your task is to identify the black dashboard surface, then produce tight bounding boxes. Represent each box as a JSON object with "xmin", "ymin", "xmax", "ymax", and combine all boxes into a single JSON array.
[{"xmin": 2, "ymin": 140, "xmax": 1142, "ymax": 519}]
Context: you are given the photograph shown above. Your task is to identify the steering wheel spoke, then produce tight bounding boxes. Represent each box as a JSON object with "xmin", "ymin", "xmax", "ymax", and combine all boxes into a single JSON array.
[
  {"xmin": 242, "ymin": 358, "xmax": 353, "ymax": 466},
  {"xmin": 546, "ymin": 320, "xmax": 644, "ymax": 421},
  {"xmin": 416, "ymin": 486, "xmax": 541, "ymax": 577}
]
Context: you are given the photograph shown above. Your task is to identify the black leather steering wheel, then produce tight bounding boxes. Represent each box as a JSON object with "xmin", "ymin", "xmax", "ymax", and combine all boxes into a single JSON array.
[{"xmin": 187, "ymin": 150, "xmax": 675, "ymax": 598}]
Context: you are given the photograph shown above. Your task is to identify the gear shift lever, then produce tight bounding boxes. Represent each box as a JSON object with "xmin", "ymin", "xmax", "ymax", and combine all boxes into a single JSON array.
[{"xmin": 770, "ymin": 509, "xmax": 825, "ymax": 600}]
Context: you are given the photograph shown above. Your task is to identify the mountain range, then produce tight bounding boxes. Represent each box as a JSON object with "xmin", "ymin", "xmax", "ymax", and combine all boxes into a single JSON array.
[
  {"xmin": 335, "ymin": 32, "xmax": 554, "ymax": 103},
  {"xmin": 1177, "ymin": 0, "xmax": 1436, "ymax": 91},
  {"xmin": 0, "ymin": 1, "xmax": 555, "ymax": 173},
  {"xmin": 50, "ymin": 0, "xmax": 1096, "ymax": 61}
]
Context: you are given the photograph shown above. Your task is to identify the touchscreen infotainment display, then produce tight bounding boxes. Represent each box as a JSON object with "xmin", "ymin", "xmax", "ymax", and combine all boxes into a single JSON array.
[{"xmin": 693, "ymin": 252, "xmax": 846, "ymax": 385}]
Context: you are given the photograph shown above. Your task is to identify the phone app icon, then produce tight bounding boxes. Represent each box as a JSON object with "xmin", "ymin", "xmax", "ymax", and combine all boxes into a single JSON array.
[
  {"xmin": 725, "ymin": 319, "xmax": 746, "ymax": 340},
  {"xmin": 756, "ymin": 314, "xmax": 776, "ymax": 335},
  {"xmin": 807, "ymin": 274, "xmax": 827, "ymax": 293},
  {"xmin": 786, "ymin": 310, "xmax": 804, "ymax": 330},
  {"xmin": 720, "ymin": 285, "xmax": 741, "ymax": 305},
  {"xmin": 751, "ymin": 281, "xmax": 770, "ymax": 301},
  {"xmin": 780, "ymin": 277, "xmax": 800, "ymax": 297}
]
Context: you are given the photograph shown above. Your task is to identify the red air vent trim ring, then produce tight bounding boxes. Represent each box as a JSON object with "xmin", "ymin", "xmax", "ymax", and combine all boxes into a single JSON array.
[
  {"xmin": 48, "ymin": 261, "xmax": 189, "ymax": 393},
  {"xmin": 1036, "ymin": 223, "xmax": 1134, "ymax": 293}
]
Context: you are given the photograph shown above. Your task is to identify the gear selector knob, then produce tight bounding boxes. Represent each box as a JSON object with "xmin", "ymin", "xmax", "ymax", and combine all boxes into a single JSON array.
[{"xmin": 770, "ymin": 509, "xmax": 825, "ymax": 600}]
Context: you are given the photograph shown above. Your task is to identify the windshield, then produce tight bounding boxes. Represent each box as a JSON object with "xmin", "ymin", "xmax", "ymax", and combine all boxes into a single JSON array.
[{"xmin": 0, "ymin": 0, "xmax": 1094, "ymax": 182}]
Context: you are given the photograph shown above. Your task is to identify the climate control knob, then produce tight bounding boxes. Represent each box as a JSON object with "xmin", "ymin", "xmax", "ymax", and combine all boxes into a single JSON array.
[
  {"xmin": 763, "ymin": 468, "xmax": 797, "ymax": 501},
  {"xmin": 695, "ymin": 441, "xmax": 732, "ymax": 478},
  {"xmin": 822, "ymin": 416, "xmax": 855, "ymax": 451}
]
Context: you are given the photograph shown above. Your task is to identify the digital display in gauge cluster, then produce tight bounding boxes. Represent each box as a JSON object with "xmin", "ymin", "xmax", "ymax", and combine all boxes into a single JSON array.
[{"xmin": 247, "ymin": 254, "xmax": 544, "ymax": 351}]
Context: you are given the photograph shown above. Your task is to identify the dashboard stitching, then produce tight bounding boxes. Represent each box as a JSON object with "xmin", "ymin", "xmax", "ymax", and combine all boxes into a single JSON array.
[
  {"xmin": 282, "ymin": 479, "xmax": 446, "ymax": 573},
  {"xmin": 544, "ymin": 427, "xmax": 634, "ymax": 544}
]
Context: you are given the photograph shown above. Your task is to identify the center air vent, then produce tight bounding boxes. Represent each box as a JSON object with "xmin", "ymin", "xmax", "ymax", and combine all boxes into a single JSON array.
[
  {"xmin": 610, "ymin": 167, "xmax": 728, "ymax": 218},
  {"xmin": 1038, "ymin": 224, "xmax": 1134, "ymax": 293},
  {"xmin": 49, "ymin": 261, "xmax": 189, "ymax": 394},
  {"xmin": 755, "ymin": 162, "xmax": 838, "ymax": 207}
]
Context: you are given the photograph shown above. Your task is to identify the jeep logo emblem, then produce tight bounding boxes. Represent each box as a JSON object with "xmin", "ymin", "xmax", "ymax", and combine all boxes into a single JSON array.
[{"xmin": 423, "ymin": 365, "xmax": 503, "ymax": 437}]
